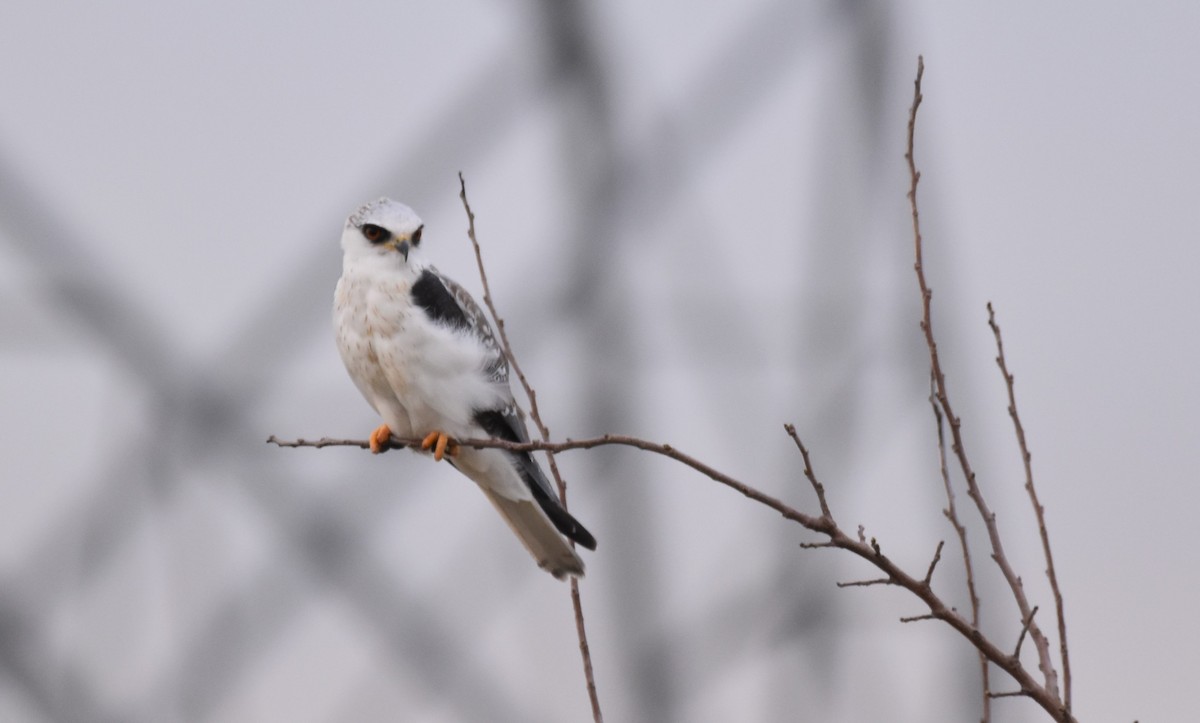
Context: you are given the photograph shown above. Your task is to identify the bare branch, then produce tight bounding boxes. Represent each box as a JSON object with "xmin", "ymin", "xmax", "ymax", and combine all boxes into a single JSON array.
[
  {"xmin": 799, "ymin": 541, "xmax": 838, "ymax": 550},
  {"xmin": 931, "ymin": 373, "xmax": 990, "ymax": 716},
  {"xmin": 784, "ymin": 423, "xmax": 832, "ymax": 519},
  {"xmin": 989, "ymin": 302, "xmax": 1071, "ymax": 712},
  {"xmin": 906, "ymin": 55, "xmax": 1061, "ymax": 707},
  {"xmin": 269, "ymin": 433, "xmax": 831, "ymax": 530},
  {"xmin": 837, "ymin": 577, "xmax": 893, "ymax": 589},
  {"xmin": 268, "ymin": 424, "xmax": 1075, "ymax": 721},
  {"xmin": 569, "ymin": 580, "xmax": 601, "ymax": 723},
  {"xmin": 900, "ymin": 613, "xmax": 939, "ymax": 624},
  {"xmin": 457, "ymin": 174, "xmax": 601, "ymax": 723},
  {"xmin": 1014, "ymin": 605, "xmax": 1041, "ymax": 661},
  {"xmin": 266, "ymin": 435, "xmax": 372, "ymax": 450},
  {"xmin": 458, "ymin": 174, "xmax": 548, "ymax": 442},
  {"xmin": 922, "ymin": 540, "xmax": 946, "ymax": 587}
]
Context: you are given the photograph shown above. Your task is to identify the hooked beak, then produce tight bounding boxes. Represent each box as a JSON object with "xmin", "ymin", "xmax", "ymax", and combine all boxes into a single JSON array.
[{"xmin": 389, "ymin": 239, "xmax": 411, "ymax": 261}]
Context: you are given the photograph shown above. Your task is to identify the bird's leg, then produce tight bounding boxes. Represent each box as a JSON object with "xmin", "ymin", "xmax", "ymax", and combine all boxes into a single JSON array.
[
  {"xmin": 369, "ymin": 424, "xmax": 393, "ymax": 454},
  {"xmin": 420, "ymin": 430, "xmax": 460, "ymax": 461}
]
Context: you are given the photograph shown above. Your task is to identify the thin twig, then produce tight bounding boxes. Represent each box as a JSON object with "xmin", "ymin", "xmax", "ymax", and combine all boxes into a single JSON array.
[
  {"xmin": 267, "ymin": 435, "xmax": 373, "ymax": 449},
  {"xmin": 905, "ymin": 55, "xmax": 1061, "ymax": 705},
  {"xmin": 785, "ymin": 423, "xmax": 832, "ymax": 519},
  {"xmin": 923, "ymin": 540, "xmax": 946, "ymax": 587},
  {"xmin": 989, "ymin": 302, "xmax": 1071, "ymax": 713},
  {"xmin": 837, "ymin": 578, "xmax": 893, "ymax": 588},
  {"xmin": 931, "ymin": 371, "xmax": 990, "ymax": 717},
  {"xmin": 1015, "ymin": 605, "xmax": 1040, "ymax": 661},
  {"xmin": 457, "ymin": 173, "xmax": 602, "ymax": 723}
]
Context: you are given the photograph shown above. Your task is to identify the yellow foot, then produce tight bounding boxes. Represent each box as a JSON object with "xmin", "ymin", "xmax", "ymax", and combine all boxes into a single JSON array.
[
  {"xmin": 420, "ymin": 430, "xmax": 459, "ymax": 461},
  {"xmin": 369, "ymin": 424, "xmax": 393, "ymax": 454}
]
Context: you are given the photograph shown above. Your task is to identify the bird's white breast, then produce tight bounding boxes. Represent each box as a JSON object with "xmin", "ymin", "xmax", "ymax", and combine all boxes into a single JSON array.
[{"xmin": 334, "ymin": 265, "xmax": 507, "ymax": 442}]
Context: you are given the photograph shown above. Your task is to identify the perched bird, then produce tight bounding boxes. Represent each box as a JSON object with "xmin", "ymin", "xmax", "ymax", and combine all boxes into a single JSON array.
[{"xmin": 333, "ymin": 197, "xmax": 596, "ymax": 578}]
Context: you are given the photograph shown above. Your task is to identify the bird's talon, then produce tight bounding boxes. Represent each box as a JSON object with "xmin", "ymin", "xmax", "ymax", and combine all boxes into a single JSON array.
[
  {"xmin": 369, "ymin": 424, "xmax": 393, "ymax": 454},
  {"xmin": 421, "ymin": 430, "xmax": 458, "ymax": 461}
]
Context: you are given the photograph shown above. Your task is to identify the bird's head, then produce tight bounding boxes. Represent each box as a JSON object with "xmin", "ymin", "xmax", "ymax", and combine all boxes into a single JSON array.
[{"xmin": 341, "ymin": 197, "xmax": 425, "ymax": 268}]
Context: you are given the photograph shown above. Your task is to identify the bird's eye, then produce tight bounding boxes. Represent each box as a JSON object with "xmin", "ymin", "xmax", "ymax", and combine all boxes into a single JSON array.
[
  {"xmin": 411, "ymin": 225, "xmax": 424, "ymax": 247},
  {"xmin": 361, "ymin": 224, "xmax": 389, "ymax": 244}
]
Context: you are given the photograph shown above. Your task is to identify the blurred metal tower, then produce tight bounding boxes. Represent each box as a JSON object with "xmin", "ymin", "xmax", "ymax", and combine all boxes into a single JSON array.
[{"xmin": 0, "ymin": 1, "xmax": 956, "ymax": 721}]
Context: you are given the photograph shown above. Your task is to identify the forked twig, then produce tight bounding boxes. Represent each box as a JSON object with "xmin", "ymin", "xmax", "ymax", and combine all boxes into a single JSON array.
[{"xmin": 906, "ymin": 55, "xmax": 1062, "ymax": 709}]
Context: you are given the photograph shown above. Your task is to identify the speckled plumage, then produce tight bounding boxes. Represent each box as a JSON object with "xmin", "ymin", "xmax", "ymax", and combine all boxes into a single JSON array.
[{"xmin": 333, "ymin": 198, "xmax": 594, "ymax": 578}]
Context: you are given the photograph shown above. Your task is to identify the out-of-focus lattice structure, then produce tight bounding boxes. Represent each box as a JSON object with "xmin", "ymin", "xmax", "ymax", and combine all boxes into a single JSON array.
[{"xmin": 0, "ymin": 2, "xmax": 976, "ymax": 721}]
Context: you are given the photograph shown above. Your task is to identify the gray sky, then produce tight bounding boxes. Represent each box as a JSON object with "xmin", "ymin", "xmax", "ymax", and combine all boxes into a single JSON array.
[{"xmin": 1, "ymin": 2, "xmax": 1197, "ymax": 721}]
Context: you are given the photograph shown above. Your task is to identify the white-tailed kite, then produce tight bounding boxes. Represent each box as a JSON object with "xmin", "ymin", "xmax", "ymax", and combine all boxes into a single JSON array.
[{"xmin": 333, "ymin": 197, "xmax": 596, "ymax": 578}]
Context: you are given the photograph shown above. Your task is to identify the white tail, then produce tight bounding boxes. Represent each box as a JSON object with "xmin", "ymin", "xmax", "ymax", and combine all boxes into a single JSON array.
[{"xmin": 479, "ymin": 488, "xmax": 585, "ymax": 579}]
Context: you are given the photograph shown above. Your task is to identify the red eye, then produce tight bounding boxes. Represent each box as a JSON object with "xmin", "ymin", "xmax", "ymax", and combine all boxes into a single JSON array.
[
  {"xmin": 362, "ymin": 224, "xmax": 388, "ymax": 243},
  {"xmin": 411, "ymin": 225, "xmax": 424, "ymax": 246}
]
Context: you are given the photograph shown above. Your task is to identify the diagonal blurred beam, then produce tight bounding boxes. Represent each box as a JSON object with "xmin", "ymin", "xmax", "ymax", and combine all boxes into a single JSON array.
[
  {"xmin": 128, "ymin": 452, "xmax": 536, "ymax": 723},
  {"xmin": 573, "ymin": 0, "xmax": 831, "ymax": 251},
  {"xmin": 531, "ymin": 2, "xmax": 847, "ymax": 721},
  {"xmin": 0, "ymin": 151, "xmax": 177, "ymax": 390},
  {"xmin": 0, "ymin": 597, "xmax": 127, "ymax": 723},
  {"xmin": 0, "ymin": 1, "xmax": 911, "ymax": 720},
  {"xmin": 0, "ymin": 144, "xmax": 533, "ymax": 722}
]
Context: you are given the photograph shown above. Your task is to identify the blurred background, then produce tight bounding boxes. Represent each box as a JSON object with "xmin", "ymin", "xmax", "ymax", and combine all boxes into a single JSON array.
[{"xmin": 2, "ymin": 2, "xmax": 1197, "ymax": 721}]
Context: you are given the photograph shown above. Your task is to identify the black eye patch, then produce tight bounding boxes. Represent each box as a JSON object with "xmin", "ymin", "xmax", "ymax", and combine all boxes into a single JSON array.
[
  {"xmin": 361, "ymin": 224, "xmax": 390, "ymax": 244},
  {"xmin": 411, "ymin": 224, "xmax": 424, "ymax": 247}
]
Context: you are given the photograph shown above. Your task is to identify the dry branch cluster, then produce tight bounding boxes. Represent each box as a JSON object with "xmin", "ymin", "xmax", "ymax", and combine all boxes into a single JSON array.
[{"xmin": 271, "ymin": 57, "xmax": 1075, "ymax": 723}]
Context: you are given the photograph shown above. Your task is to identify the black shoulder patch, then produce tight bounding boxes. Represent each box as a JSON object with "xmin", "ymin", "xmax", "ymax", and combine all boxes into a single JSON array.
[{"xmin": 412, "ymin": 269, "xmax": 469, "ymax": 329}]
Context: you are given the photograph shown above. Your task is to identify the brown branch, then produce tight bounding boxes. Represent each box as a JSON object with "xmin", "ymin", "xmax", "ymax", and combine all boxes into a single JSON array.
[
  {"xmin": 270, "ymin": 433, "xmax": 829, "ymax": 529},
  {"xmin": 906, "ymin": 55, "xmax": 1063, "ymax": 712},
  {"xmin": 267, "ymin": 435, "xmax": 373, "ymax": 449},
  {"xmin": 837, "ymin": 578, "xmax": 894, "ymax": 588},
  {"xmin": 457, "ymin": 173, "xmax": 602, "ymax": 723},
  {"xmin": 799, "ymin": 541, "xmax": 838, "ymax": 550},
  {"xmin": 267, "ymin": 425, "xmax": 1074, "ymax": 719},
  {"xmin": 922, "ymin": 540, "xmax": 946, "ymax": 587},
  {"xmin": 931, "ymin": 372, "xmax": 990, "ymax": 717},
  {"xmin": 785, "ymin": 423, "xmax": 832, "ymax": 519},
  {"xmin": 1015, "ymin": 605, "xmax": 1040, "ymax": 661},
  {"xmin": 458, "ymin": 174, "xmax": 549, "ymax": 443},
  {"xmin": 989, "ymin": 302, "xmax": 1071, "ymax": 713}
]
